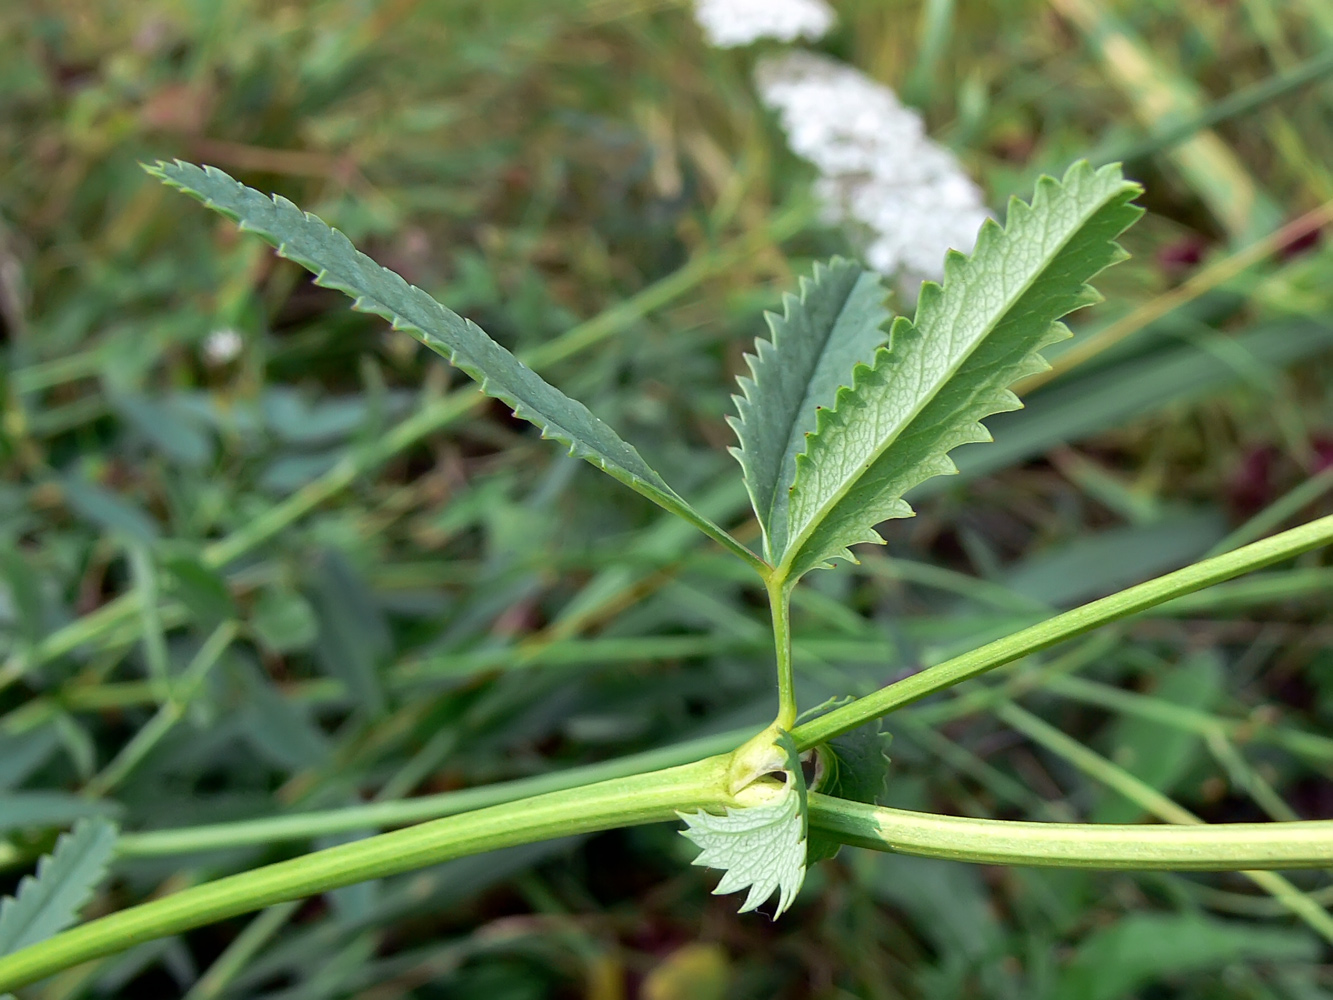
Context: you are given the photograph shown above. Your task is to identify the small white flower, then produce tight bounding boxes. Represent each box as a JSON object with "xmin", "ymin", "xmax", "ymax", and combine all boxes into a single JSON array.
[
  {"xmin": 755, "ymin": 52, "xmax": 992, "ymax": 292},
  {"xmin": 692, "ymin": 0, "xmax": 835, "ymax": 48},
  {"xmin": 203, "ymin": 327, "xmax": 244, "ymax": 365}
]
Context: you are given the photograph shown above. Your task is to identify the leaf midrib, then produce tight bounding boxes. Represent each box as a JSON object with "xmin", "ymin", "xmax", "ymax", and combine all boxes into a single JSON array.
[
  {"xmin": 762, "ymin": 277, "xmax": 876, "ymax": 556},
  {"xmin": 775, "ymin": 187, "xmax": 1120, "ymax": 578}
]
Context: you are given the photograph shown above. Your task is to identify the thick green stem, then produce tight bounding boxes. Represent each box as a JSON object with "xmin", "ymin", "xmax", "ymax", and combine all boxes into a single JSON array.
[
  {"xmin": 767, "ymin": 575, "xmax": 797, "ymax": 730},
  {"xmin": 792, "ymin": 514, "xmax": 1333, "ymax": 749},
  {"xmin": 808, "ymin": 795, "xmax": 1333, "ymax": 869},
  {"xmin": 0, "ymin": 757, "xmax": 732, "ymax": 991}
]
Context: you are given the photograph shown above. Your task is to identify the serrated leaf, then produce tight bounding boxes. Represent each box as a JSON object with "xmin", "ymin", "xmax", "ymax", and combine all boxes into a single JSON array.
[
  {"xmin": 807, "ymin": 722, "xmax": 892, "ymax": 863},
  {"xmin": 776, "ymin": 162, "xmax": 1143, "ymax": 577},
  {"xmin": 678, "ymin": 731, "xmax": 808, "ymax": 917},
  {"xmin": 146, "ymin": 161, "xmax": 740, "ymax": 556},
  {"xmin": 820, "ymin": 725, "xmax": 892, "ymax": 803},
  {"xmin": 0, "ymin": 818, "xmax": 118, "ymax": 957},
  {"xmin": 728, "ymin": 259, "xmax": 891, "ymax": 558}
]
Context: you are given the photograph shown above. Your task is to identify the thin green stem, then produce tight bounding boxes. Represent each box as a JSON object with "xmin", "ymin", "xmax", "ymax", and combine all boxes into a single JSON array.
[
  {"xmin": 768, "ymin": 575, "xmax": 797, "ymax": 730},
  {"xmin": 0, "ymin": 756, "xmax": 732, "ymax": 991},
  {"xmin": 112, "ymin": 727, "xmax": 750, "ymax": 858},
  {"xmin": 1207, "ymin": 463, "xmax": 1333, "ymax": 556},
  {"xmin": 1092, "ymin": 47, "xmax": 1333, "ymax": 166},
  {"xmin": 128, "ymin": 545, "xmax": 170, "ymax": 700},
  {"xmin": 808, "ymin": 795, "xmax": 1333, "ymax": 869},
  {"xmin": 181, "ymin": 901, "xmax": 301, "ymax": 1000},
  {"xmin": 791, "ymin": 515, "xmax": 1333, "ymax": 749},
  {"xmin": 1042, "ymin": 672, "xmax": 1333, "ymax": 767},
  {"xmin": 82, "ymin": 621, "xmax": 239, "ymax": 799},
  {"xmin": 996, "ymin": 700, "xmax": 1333, "ymax": 944}
]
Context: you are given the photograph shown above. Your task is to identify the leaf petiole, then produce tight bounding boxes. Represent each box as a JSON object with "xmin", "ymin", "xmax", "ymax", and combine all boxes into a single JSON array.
[{"xmin": 767, "ymin": 572, "xmax": 798, "ymax": 730}]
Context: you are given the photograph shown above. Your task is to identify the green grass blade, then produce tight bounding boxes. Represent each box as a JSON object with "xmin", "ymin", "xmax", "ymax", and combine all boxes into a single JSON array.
[
  {"xmin": 0, "ymin": 818, "xmax": 118, "ymax": 957},
  {"xmin": 145, "ymin": 161, "xmax": 761, "ymax": 571},
  {"xmin": 777, "ymin": 161, "xmax": 1142, "ymax": 578},
  {"xmin": 728, "ymin": 258, "xmax": 891, "ymax": 558}
]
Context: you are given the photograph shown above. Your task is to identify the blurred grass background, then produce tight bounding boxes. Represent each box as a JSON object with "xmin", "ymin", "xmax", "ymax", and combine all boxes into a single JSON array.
[{"xmin": 3, "ymin": 0, "xmax": 1333, "ymax": 997}]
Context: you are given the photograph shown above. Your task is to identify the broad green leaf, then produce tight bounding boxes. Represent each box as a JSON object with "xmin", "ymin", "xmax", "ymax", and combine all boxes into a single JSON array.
[
  {"xmin": 776, "ymin": 162, "xmax": 1142, "ymax": 578},
  {"xmin": 728, "ymin": 259, "xmax": 891, "ymax": 558},
  {"xmin": 147, "ymin": 161, "xmax": 746, "ymax": 562},
  {"xmin": 0, "ymin": 818, "xmax": 118, "ymax": 957},
  {"xmin": 678, "ymin": 731, "xmax": 807, "ymax": 916}
]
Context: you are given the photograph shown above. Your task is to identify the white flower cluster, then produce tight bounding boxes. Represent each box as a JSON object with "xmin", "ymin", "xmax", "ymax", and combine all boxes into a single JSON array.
[
  {"xmin": 756, "ymin": 51, "xmax": 991, "ymax": 290},
  {"xmin": 692, "ymin": 0, "xmax": 835, "ymax": 48},
  {"xmin": 203, "ymin": 327, "xmax": 243, "ymax": 365}
]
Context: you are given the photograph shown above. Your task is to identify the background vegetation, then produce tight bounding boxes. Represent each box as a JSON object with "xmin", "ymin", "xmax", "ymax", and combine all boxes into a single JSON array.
[{"xmin": 3, "ymin": 1, "xmax": 1333, "ymax": 997}]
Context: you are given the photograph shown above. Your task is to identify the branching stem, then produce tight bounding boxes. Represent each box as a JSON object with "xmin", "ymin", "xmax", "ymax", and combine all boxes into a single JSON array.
[
  {"xmin": 5, "ymin": 759, "xmax": 1331, "ymax": 990},
  {"xmin": 0, "ymin": 757, "xmax": 732, "ymax": 991}
]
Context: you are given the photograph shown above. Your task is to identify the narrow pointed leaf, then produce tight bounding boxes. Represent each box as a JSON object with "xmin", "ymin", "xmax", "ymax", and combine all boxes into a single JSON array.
[
  {"xmin": 778, "ymin": 162, "xmax": 1143, "ymax": 577},
  {"xmin": 0, "ymin": 819, "xmax": 118, "ymax": 957},
  {"xmin": 728, "ymin": 259, "xmax": 891, "ymax": 558},
  {"xmin": 146, "ymin": 161, "xmax": 754, "ymax": 565}
]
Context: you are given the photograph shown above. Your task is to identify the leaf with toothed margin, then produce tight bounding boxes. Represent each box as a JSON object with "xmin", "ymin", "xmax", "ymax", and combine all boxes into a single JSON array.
[
  {"xmin": 807, "ymin": 721, "xmax": 892, "ymax": 863},
  {"xmin": 678, "ymin": 731, "xmax": 808, "ymax": 917},
  {"xmin": 774, "ymin": 162, "xmax": 1143, "ymax": 579},
  {"xmin": 145, "ymin": 160, "xmax": 740, "ymax": 553},
  {"xmin": 727, "ymin": 259, "xmax": 892, "ymax": 560},
  {"xmin": 0, "ymin": 819, "xmax": 118, "ymax": 958}
]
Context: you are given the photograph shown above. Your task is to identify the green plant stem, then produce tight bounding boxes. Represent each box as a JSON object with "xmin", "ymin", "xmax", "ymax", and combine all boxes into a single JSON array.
[
  {"xmin": 112, "ymin": 727, "xmax": 751, "ymax": 858},
  {"xmin": 1207, "ymin": 463, "xmax": 1333, "ymax": 556},
  {"xmin": 767, "ymin": 575, "xmax": 797, "ymax": 730},
  {"xmin": 8, "ymin": 748, "xmax": 1330, "ymax": 991},
  {"xmin": 1041, "ymin": 672, "xmax": 1333, "ymax": 767},
  {"xmin": 996, "ymin": 700, "xmax": 1333, "ymax": 944},
  {"xmin": 808, "ymin": 794, "xmax": 1333, "ymax": 869},
  {"xmin": 0, "ymin": 205, "xmax": 809, "ymax": 691},
  {"xmin": 181, "ymin": 901, "xmax": 301, "ymax": 1000},
  {"xmin": 82, "ymin": 621, "xmax": 240, "ymax": 799},
  {"xmin": 790, "ymin": 514, "xmax": 1333, "ymax": 749},
  {"xmin": 6, "ymin": 744, "xmax": 1332, "ymax": 989},
  {"xmin": 128, "ymin": 544, "xmax": 170, "ymax": 700},
  {"xmin": 0, "ymin": 757, "xmax": 733, "ymax": 991},
  {"xmin": 1092, "ymin": 46, "xmax": 1333, "ymax": 166}
]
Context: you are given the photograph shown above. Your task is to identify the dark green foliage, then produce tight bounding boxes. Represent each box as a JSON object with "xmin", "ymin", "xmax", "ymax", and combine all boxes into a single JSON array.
[
  {"xmin": 0, "ymin": 820, "xmax": 117, "ymax": 957},
  {"xmin": 807, "ymin": 722, "xmax": 892, "ymax": 864},
  {"xmin": 2, "ymin": 0, "xmax": 1333, "ymax": 995}
]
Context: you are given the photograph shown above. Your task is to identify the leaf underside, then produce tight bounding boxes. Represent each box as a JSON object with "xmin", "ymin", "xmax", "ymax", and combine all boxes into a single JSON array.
[
  {"xmin": 728, "ymin": 259, "xmax": 892, "ymax": 560},
  {"xmin": 776, "ymin": 161, "xmax": 1143, "ymax": 578},
  {"xmin": 146, "ymin": 161, "xmax": 726, "ymax": 543},
  {"xmin": 0, "ymin": 818, "xmax": 118, "ymax": 957},
  {"xmin": 679, "ymin": 731, "xmax": 808, "ymax": 917}
]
